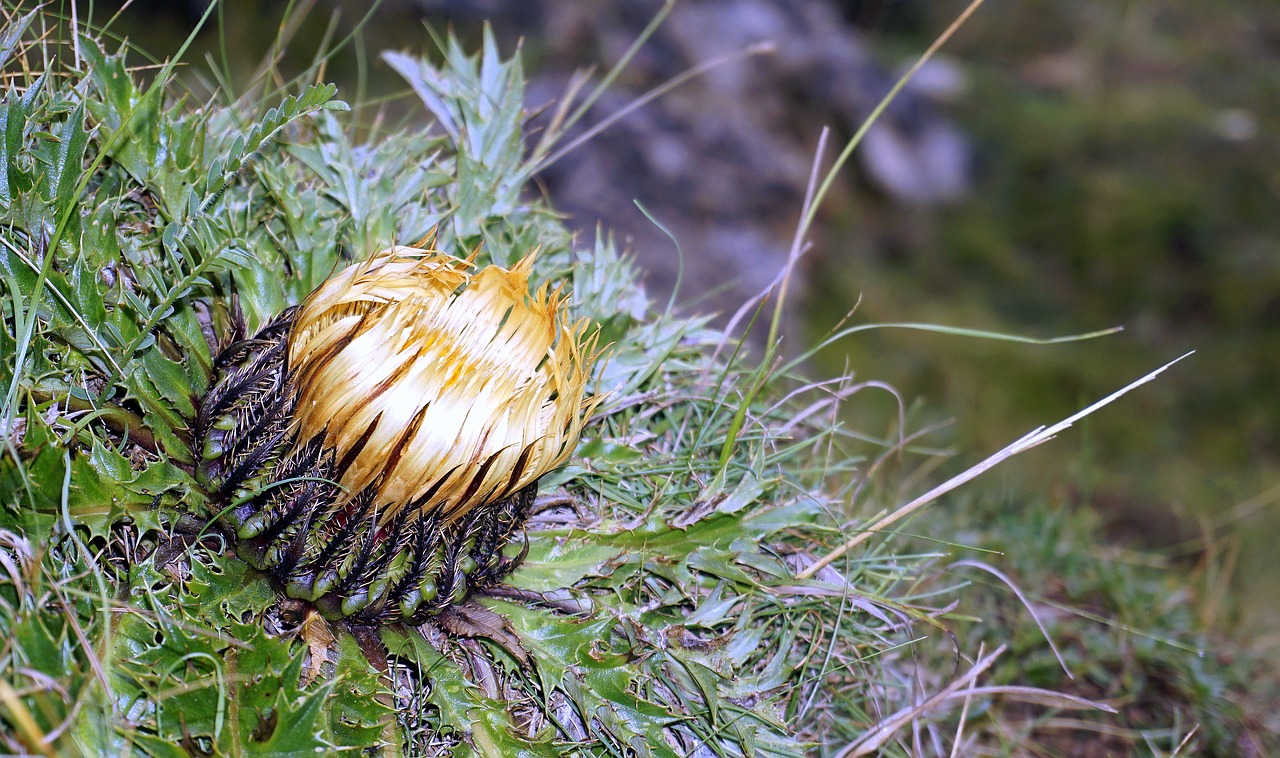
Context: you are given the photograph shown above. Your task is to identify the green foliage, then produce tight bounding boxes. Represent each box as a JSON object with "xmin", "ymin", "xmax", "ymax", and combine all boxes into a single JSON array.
[
  {"xmin": 0, "ymin": 11, "xmax": 836, "ymax": 755},
  {"xmin": 922, "ymin": 495, "xmax": 1278, "ymax": 755},
  {"xmin": 384, "ymin": 26, "xmax": 531, "ymax": 245},
  {"xmin": 110, "ymin": 552, "xmax": 388, "ymax": 754},
  {"xmin": 0, "ymin": 5, "xmax": 1271, "ymax": 756}
]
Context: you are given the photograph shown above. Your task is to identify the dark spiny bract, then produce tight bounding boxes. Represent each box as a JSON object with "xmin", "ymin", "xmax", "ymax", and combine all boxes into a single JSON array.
[{"xmin": 194, "ymin": 246, "xmax": 599, "ymax": 625}]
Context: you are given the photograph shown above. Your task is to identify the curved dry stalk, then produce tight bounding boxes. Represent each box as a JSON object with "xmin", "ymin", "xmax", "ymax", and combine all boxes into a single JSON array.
[
  {"xmin": 951, "ymin": 559, "xmax": 1073, "ymax": 678},
  {"xmin": 798, "ymin": 353, "xmax": 1193, "ymax": 580},
  {"xmin": 836, "ymin": 643, "xmax": 1007, "ymax": 757}
]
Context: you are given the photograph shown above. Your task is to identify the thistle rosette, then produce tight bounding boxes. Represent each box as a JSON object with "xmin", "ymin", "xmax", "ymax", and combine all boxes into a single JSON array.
[{"xmin": 195, "ymin": 246, "xmax": 600, "ymax": 624}]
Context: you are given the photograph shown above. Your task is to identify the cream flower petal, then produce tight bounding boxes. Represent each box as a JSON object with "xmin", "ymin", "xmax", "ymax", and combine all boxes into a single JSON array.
[{"xmin": 287, "ymin": 246, "xmax": 600, "ymax": 526}]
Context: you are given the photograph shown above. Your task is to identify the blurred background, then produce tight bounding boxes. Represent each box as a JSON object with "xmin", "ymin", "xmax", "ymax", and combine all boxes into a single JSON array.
[{"xmin": 92, "ymin": 0, "xmax": 1278, "ymax": 628}]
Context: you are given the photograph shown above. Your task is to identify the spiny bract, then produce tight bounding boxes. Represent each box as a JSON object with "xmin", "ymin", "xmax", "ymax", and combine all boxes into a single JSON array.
[{"xmin": 195, "ymin": 246, "xmax": 600, "ymax": 624}]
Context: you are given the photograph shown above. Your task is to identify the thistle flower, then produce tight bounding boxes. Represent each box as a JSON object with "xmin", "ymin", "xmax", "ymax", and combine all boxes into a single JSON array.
[{"xmin": 195, "ymin": 246, "xmax": 600, "ymax": 624}]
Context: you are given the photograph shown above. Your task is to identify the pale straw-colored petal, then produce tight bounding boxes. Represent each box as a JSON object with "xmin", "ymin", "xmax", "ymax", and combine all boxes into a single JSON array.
[{"xmin": 287, "ymin": 246, "xmax": 598, "ymax": 526}]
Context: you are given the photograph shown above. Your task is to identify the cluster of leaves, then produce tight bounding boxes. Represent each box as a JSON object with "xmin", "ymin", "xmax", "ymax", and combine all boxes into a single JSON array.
[
  {"xmin": 0, "ymin": 9, "xmax": 878, "ymax": 755},
  {"xmin": 0, "ymin": 6, "xmax": 389, "ymax": 752}
]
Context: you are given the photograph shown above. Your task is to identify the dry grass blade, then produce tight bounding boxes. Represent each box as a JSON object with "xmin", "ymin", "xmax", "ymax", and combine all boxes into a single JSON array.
[
  {"xmin": 951, "ymin": 559, "xmax": 1073, "ymax": 678},
  {"xmin": 0, "ymin": 679, "xmax": 55, "ymax": 758},
  {"xmin": 837, "ymin": 644, "xmax": 1007, "ymax": 757},
  {"xmin": 948, "ymin": 646, "xmax": 981, "ymax": 758},
  {"xmin": 941, "ymin": 686, "xmax": 1116, "ymax": 713},
  {"xmin": 799, "ymin": 0, "xmax": 989, "ymax": 234},
  {"xmin": 532, "ymin": 41, "xmax": 777, "ymax": 174},
  {"xmin": 799, "ymin": 352, "xmax": 1194, "ymax": 579}
]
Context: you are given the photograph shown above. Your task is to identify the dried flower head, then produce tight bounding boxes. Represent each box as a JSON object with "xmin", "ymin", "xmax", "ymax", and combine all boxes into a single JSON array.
[
  {"xmin": 195, "ymin": 245, "xmax": 600, "ymax": 624},
  {"xmin": 289, "ymin": 247, "xmax": 596, "ymax": 527}
]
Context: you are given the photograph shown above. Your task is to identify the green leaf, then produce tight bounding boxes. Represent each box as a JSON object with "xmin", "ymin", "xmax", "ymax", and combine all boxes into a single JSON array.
[
  {"xmin": 123, "ymin": 370, "xmax": 193, "ymax": 464},
  {"xmin": 140, "ymin": 348, "xmax": 197, "ymax": 418},
  {"xmin": 507, "ymin": 539, "xmax": 622, "ymax": 592},
  {"xmin": 0, "ymin": 96, "xmax": 28, "ymax": 208},
  {"xmin": 248, "ymin": 685, "xmax": 333, "ymax": 755},
  {"xmin": 385, "ymin": 31, "xmax": 529, "ymax": 245},
  {"xmin": 0, "ymin": 7, "xmax": 40, "ymax": 72},
  {"xmin": 122, "ymin": 732, "xmax": 191, "ymax": 758},
  {"xmin": 323, "ymin": 635, "xmax": 390, "ymax": 749},
  {"xmin": 48, "ymin": 101, "xmax": 90, "ymax": 213},
  {"xmin": 71, "ymin": 437, "xmax": 182, "ymax": 538},
  {"xmin": 160, "ymin": 302, "xmax": 213, "ymax": 391}
]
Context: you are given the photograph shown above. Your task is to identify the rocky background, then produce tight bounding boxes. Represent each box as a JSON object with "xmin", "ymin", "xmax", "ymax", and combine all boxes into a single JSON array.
[{"xmin": 105, "ymin": 0, "xmax": 1279, "ymax": 626}]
